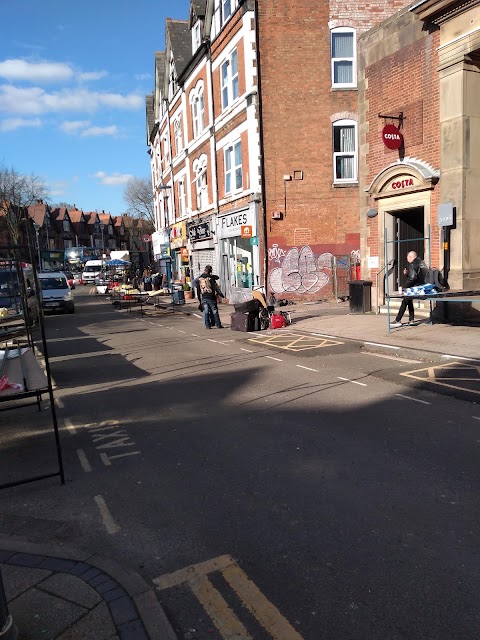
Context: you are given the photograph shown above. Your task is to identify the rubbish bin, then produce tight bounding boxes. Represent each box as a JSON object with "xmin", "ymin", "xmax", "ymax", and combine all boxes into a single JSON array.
[
  {"xmin": 348, "ymin": 280, "xmax": 372, "ymax": 314},
  {"xmin": 172, "ymin": 286, "xmax": 185, "ymax": 305}
]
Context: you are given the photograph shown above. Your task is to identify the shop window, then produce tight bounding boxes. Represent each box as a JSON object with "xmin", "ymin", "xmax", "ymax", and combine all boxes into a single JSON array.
[
  {"xmin": 333, "ymin": 120, "xmax": 357, "ymax": 183},
  {"xmin": 174, "ymin": 117, "xmax": 183, "ymax": 156},
  {"xmin": 190, "ymin": 83, "xmax": 205, "ymax": 139},
  {"xmin": 224, "ymin": 141, "xmax": 242, "ymax": 194},
  {"xmin": 221, "ymin": 48, "xmax": 239, "ymax": 110},
  {"xmin": 331, "ymin": 27, "xmax": 356, "ymax": 88}
]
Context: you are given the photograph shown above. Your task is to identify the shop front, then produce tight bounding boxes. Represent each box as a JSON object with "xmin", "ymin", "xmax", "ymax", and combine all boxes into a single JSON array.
[
  {"xmin": 188, "ymin": 218, "xmax": 217, "ymax": 280},
  {"xmin": 216, "ymin": 205, "xmax": 259, "ymax": 301},
  {"xmin": 170, "ymin": 221, "xmax": 189, "ymax": 282}
]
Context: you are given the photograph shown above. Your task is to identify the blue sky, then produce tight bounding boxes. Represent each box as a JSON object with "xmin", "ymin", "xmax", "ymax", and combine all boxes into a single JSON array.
[{"xmin": 0, "ymin": 0, "xmax": 190, "ymax": 215}]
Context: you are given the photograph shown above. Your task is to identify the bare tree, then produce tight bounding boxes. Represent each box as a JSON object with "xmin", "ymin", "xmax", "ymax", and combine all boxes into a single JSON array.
[
  {"xmin": 0, "ymin": 164, "xmax": 49, "ymax": 245},
  {"xmin": 123, "ymin": 177, "xmax": 155, "ymax": 225}
]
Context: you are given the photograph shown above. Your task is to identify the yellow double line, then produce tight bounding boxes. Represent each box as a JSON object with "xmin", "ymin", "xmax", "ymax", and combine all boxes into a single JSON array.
[{"xmin": 154, "ymin": 554, "xmax": 303, "ymax": 640}]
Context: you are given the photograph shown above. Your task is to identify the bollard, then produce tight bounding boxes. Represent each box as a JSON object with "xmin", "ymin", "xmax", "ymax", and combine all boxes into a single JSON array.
[{"xmin": 0, "ymin": 568, "xmax": 18, "ymax": 640}]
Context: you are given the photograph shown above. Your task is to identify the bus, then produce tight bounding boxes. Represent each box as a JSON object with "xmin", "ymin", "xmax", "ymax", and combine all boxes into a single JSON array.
[
  {"xmin": 65, "ymin": 247, "xmax": 101, "ymax": 275},
  {"xmin": 40, "ymin": 250, "xmax": 65, "ymax": 272}
]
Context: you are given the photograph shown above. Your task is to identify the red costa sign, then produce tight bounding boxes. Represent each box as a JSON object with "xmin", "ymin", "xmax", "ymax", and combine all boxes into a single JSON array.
[
  {"xmin": 391, "ymin": 178, "xmax": 414, "ymax": 190},
  {"xmin": 382, "ymin": 124, "xmax": 403, "ymax": 150}
]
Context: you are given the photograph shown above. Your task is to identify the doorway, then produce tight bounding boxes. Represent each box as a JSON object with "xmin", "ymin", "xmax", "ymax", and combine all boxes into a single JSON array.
[{"xmin": 393, "ymin": 207, "xmax": 424, "ymax": 289}]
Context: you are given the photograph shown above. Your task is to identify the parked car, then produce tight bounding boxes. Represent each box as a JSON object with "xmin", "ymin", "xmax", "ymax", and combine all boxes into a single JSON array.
[
  {"xmin": 38, "ymin": 272, "xmax": 75, "ymax": 314},
  {"xmin": 0, "ymin": 264, "xmax": 39, "ymax": 325}
]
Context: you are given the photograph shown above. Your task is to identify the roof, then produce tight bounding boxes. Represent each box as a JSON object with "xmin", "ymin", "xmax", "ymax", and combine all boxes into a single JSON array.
[
  {"xmin": 166, "ymin": 19, "xmax": 191, "ymax": 79},
  {"xmin": 145, "ymin": 92, "xmax": 155, "ymax": 144},
  {"xmin": 66, "ymin": 209, "xmax": 85, "ymax": 223},
  {"xmin": 191, "ymin": 0, "xmax": 206, "ymax": 17},
  {"xmin": 28, "ymin": 200, "xmax": 50, "ymax": 226}
]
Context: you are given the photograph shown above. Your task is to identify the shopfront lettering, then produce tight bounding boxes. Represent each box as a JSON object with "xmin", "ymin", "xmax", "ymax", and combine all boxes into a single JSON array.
[
  {"xmin": 188, "ymin": 222, "xmax": 211, "ymax": 242},
  {"xmin": 391, "ymin": 178, "xmax": 414, "ymax": 190},
  {"xmin": 221, "ymin": 213, "xmax": 248, "ymax": 229}
]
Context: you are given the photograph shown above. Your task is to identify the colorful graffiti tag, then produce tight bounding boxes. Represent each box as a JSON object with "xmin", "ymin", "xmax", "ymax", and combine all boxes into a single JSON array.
[{"xmin": 269, "ymin": 245, "xmax": 334, "ymax": 295}]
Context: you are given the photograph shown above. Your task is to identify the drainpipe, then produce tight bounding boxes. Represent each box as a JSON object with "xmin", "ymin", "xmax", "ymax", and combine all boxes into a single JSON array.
[{"xmin": 253, "ymin": 0, "xmax": 269, "ymax": 290}]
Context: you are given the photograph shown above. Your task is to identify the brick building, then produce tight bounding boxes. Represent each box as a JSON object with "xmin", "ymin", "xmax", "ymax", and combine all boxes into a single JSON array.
[
  {"xmin": 358, "ymin": 6, "xmax": 441, "ymax": 306},
  {"xmin": 147, "ymin": 0, "xmax": 412, "ymax": 301}
]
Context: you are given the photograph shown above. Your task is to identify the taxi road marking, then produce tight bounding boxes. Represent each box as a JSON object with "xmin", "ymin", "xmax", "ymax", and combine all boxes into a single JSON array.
[
  {"xmin": 248, "ymin": 331, "xmax": 343, "ymax": 352},
  {"xmin": 401, "ymin": 362, "xmax": 480, "ymax": 396},
  {"xmin": 94, "ymin": 495, "xmax": 120, "ymax": 535},
  {"xmin": 154, "ymin": 554, "xmax": 303, "ymax": 640}
]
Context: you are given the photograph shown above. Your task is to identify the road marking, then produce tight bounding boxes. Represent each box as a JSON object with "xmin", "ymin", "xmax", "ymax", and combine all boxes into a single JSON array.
[
  {"xmin": 65, "ymin": 418, "xmax": 77, "ymax": 435},
  {"xmin": 296, "ymin": 365, "xmax": 318, "ymax": 372},
  {"xmin": 194, "ymin": 313, "xmax": 202, "ymax": 318},
  {"xmin": 56, "ymin": 397, "xmax": 64, "ymax": 409},
  {"xmin": 249, "ymin": 332, "xmax": 343, "ymax": 352},
  {"xmin": 266, "ymin": 356, "xmax": 283, "ymax": 362},
  {"xmin": 94, "ymin": 495, "xmax": 120, "ymax": 535},
  {"xmin": 473, "ymin": 416, "xmax": 480, "ymax": 421},
  {"xmin": 223, "ymin": 563, "xmax": 303, "ymax": 640},
  {"xmin": 364, "ymin": 342, "xmax": 398, "ymax": 350},
  {"xmin": 192, "ymin": 333, "xmax": 199, "ymax": 337},
  {"xmin": 396, "ymin": 394, "xmax": 431, "ymax": 405},
  {"xmin": 441, "ymin": 354, "xmax": 480, "ymax": 363},
  {"xmin": 360, "ymin": 351, "xmax": 421, "ymax": 364},
  {"xmin": 178, "ymin": 330, "xmax": 186, "ymax": 333},
  {"xmin": 337, "ymin": 376, "xmax": 367, "ymax": 387},
  {"xmin": 77, "ymin": 449, "xmax": 92, "ymax": 472},
  {"xmin": 148, "ymin": 321, "xmax": 157, "ymax": 325},
  {"xmin": 311, "ymin": 333, "xmax": 343, "ymax": 340},
  {"xmin": 240, "ymin": 348, "xmax": 253, "ymax": 353},
  {"xmin": 190, "ymin": 575, "xmax": 252, "ymax": 640},
  {"xmin": 208, "ymin": 339, "xmax": 220, "ymax": 343},
  {"xmin": 154, "ymin": 554, "xmax": 303, "ymax": 640},
  {"xmin": 401, "ymin": 362, "xmax": 480, "ymax": 396},
  {"xmin": 100, "ymin": 450, "xmax": 141, "ymax": 466}
]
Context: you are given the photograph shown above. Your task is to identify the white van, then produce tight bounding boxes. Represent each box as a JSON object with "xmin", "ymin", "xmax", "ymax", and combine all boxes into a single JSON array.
[
  {"xmin": 38, "ymin": 272, "xmax": 74, "ymax": 314},
  {"xmin": 82, "ymin": 260, "xmax": 104, "ymax": 285}
]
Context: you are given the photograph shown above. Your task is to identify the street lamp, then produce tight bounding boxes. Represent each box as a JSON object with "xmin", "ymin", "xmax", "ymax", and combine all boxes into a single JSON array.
[
  {"xmin": 32, "ymin": 222, "xmax": 41, "ymax": 270},
  {"xmin": 99, "ymin": 222, "xmax": 105, "ymax": 254},
  {"xmin": 158, "ymin": 183, "xmax": 173, "ymax": 301}
]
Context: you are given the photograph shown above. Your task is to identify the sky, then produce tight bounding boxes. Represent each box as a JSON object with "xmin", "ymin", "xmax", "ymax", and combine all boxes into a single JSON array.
[{"xmin": 0, "ymin": 0, "xmax": 190, "ymax": 215}]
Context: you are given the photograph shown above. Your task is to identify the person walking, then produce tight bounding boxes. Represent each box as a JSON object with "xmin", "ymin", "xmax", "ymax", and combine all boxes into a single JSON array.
[
  {"xmin": 194, "ymin": 265, "xmax": 225, "ymax": 329},
  {"xmin": 391, "ymin": 251, "xmax": 427, "ymax": 327}
]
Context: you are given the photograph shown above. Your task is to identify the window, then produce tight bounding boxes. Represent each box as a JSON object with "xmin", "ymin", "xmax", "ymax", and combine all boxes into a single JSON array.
[
  {"xmin": 222, "ymin": 0, "xmax": 232, "ymax": 25},
  {"xmin": 190, "ymin": 85, "xmax": 205, "ymax": 138},
  {"xmin": 221, "ymin": 49, "xmax": 239, "ymax": 110},
  {"xmin": 224, "ymin": 141, "xmax": 243, "ymax": 194},
  {"xmin": 63, "ymin": 218, "xmax": 70, "ymax": 232},
  {"xmin": 333, "ymin": 120, "xmax": 357, "ymax": 182},
  {"xmin": 192, "ymin": 21, "xmax": 201, "ymax": 53},
  {"xmin": 331, "ymin": 28, "xmax": 356, "ymax": 88},
  {"xmin": 178, "ymin": 180, "xmax": 187, "ymax": 216},
  {"xmin": 193, "ymin": 157, "xmax": 208, "ymax": 210},
  {"xmin": 174, "ymin": 117, "xmax": 183, "ymax": 156}
]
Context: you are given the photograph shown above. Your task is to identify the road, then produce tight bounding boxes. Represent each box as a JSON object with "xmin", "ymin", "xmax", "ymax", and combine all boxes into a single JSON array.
[{"xmin": 1, "ymin": 288, "xmax": 479, "ymax": 640}]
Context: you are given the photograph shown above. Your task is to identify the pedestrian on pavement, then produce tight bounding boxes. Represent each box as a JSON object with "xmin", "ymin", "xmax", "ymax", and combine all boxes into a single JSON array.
[
  {"xmin": 391, "ymin": 251, "xmax": 427, "ymax": 328},
  {"xmin": 193, "ymin": 265, "xmax": 225, "ymax": 329}
]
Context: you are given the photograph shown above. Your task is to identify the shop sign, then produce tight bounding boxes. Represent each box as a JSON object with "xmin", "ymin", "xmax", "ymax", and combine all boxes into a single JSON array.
[
  {"xmin": 250, "ymin": 236, "xmax": 259, "ymax": 246},
  {"xmin": 188, "ymin": 221, "xmax": 211, "ymax": 242},
  {"xmin": 217, "ymin": 209, "xmax": 256, "ymax": 239},
  {"xmin": 151, "ymin": 231, "xmax": 163, "ymax": 258},
  {"xmin": 241, "ymin": 225, "xmax": 253, "ymax": 238},
  {"xmin": 142, "ymin": 234, "xmax": 151, "ymax": 243},
  {"xmin": 180, "ymin": 247, "xmax": 189, "ymax": 257},
  {"xmin": 382, "ymin": 124, "xmax": 403, "ymax": 150},
  {"xmin": 438, "ymin": 202, "xmax": 454, "ymax": 227},
  {"xmin": 388, "ymin": 176, "xmax": 416, "ymax": 191},
  {"xmin": 170, "ymin": 221, "xmax": 187, "ymax": 249}
]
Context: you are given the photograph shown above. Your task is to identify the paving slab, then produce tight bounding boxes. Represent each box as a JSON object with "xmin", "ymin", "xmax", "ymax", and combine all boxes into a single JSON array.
[
  {"xmin": 0, "ymin": 564, "xmax": 51, "ymax": 600},
  {"xmin": 57, "ymin": 602, "xmax": 116, "ymax": 640},
  {"xmin": 39, "ymin": 572, "xmax": 102, "ymax": 608}
]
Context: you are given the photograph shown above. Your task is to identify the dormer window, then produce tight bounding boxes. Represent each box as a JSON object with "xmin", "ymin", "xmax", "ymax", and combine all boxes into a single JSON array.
[
  {"xmin": 192, "ymin": 21, "xmax": 201, "ymax": 53},
  {"xmin": 63, "ymin": 218, "xmax": 70, "ymax": 232},
  {"xmin": 222, "ymin": 0, "xmax": 232, "ymax": 25}
]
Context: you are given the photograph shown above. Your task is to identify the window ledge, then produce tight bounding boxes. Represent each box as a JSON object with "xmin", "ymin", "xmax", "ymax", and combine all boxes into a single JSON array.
[
  {"xmin": 332, "ymin": 181, "xmax": 358, "ymax": 188},
  {"xmin": 330, "ymin": 86, "xmax": 358, "ymax": 92}
]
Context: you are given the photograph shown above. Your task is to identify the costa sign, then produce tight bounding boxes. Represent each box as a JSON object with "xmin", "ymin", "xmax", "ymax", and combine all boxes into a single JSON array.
[{"xmin": 382, "ymin": 124, "xmax": 403, "ymax": 150}]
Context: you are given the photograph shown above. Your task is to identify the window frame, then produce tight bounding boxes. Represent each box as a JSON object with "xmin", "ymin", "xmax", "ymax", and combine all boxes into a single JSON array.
[
  {"xmin": 174, "ymin": 117, "xmax": 183, "ymax": 156},
  {"xmin": 224, "ymin": 140, "xmax": 243, "ymax": 195},
  {"xmin": 221, "ymin": 0, "xmax": 233, "ymax": 25},
  {"xmin": 220, "ymin": 48, "xmax": 239, "ymax": 111},
  {"xmin": 190, "ymin": 84, "xmax": 205, "ymax": 139},
  {"xmin": 193, "ymin": 157, "xmax": 208, "ymax": 211},
  {"xmin": 332, "ymin": 119, "xmax": 358, "ymax": 184},
  {"xmin": 178, "ymin": 179, "xmax": 187, "ymax": 216},
  {"xmin": 192, "ymin": 21, "xmax": 201, "ymax": 53},
  {"xmin": 330, "ymin": 27, "xmax": 356, "ymax": 89}
]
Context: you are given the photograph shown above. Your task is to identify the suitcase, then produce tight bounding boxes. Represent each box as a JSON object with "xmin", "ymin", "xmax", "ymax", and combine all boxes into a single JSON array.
[
  {"xmin": 233, "ymin": 299, "xmax": 260, "ymax": 313},
  {"xmin": 230, "ymin": 311, "xmax": 257, "ymax": 332}
]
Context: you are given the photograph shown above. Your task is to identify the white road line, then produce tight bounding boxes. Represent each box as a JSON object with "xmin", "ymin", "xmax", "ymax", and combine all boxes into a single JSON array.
[
  {"xmin": 266, "ymin": 356, "xmax": 283, "ymax": 362},
  {"xmin": 77, "ymin": 449, "xmax": 92, "ymax": 472},
  {"xmin": 360, "ymin": 352, "xmax": 421, "ymax": 364},
  {"xmin": 56, "ymin": 397, "xmax": 64, "ymax": 409},
  {"xmin": 240, "ymin": 348, "xmax": 253, "ymax": 352},
  {"xmin": 441, "ymin": 354, "xmax": 480, "ymax": 363},
  {"xmin": 296, "ymin": 364, "xmax": 318, "ymax": 372},
  {"xmin": 473, "ymin": 416, "xmax": 480, "ymax": 421},
  {"xmin": 396, "ymin": 394, "xmax": 431, "ymax": 405},
  {"xmin": 148, "ymin": 322, "xmax": 157, "ymax": 325},
  {"xmin": 94, "ymin": 495, "xmax": 121, "ymax": 535},
  {"xmin": 337, "ymin": 376, "xmax": 367, "ymax": 387},
  {"xmin": 208, "ymin": 339, "xmax": 220, "ymax": 343},
  {"xmin": 364, "ymin": 342, "xmax": 398, "ymax": 350},
  {"xmin": 65, "ymin": 418, "xmax": 77, "ymax": 435},
  {"xmin": 311, "ymin": 333, "xmax": 342, "ymax": 340},
  {"xmin": 193, "ymin": 313, "xmax": 202, "ymax": 318},
  {"xmin": 192, "ymin": 334, "xmax": 199, "ymax": 337},
  {"xmin": 178, "ymin": 330, "xmax": 186, "ymax": 333}
]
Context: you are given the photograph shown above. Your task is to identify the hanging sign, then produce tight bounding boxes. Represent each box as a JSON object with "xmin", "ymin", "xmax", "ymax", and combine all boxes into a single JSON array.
[
  {"xmin": 241, "ymin": 225, "xmax": 253, "ymax": 238},
  {"xmin": 382, "ymin": 124, "xmax": 403, "ymax": 150}
]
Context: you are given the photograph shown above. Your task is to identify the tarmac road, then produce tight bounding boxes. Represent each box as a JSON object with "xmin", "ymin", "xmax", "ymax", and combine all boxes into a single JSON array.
[{"xmin": 1, "ymin": 290, "xmax": 479, "ymax": 640}]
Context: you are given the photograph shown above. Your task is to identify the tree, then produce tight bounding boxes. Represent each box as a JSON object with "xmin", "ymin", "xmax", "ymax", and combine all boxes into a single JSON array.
[
  {"xmin": 0, "ymin": 164, "xmax": 49, "ymax": 245},
  {"xmin": 123, "ymin": 177, "xmax": 155, "ymax": 225}
]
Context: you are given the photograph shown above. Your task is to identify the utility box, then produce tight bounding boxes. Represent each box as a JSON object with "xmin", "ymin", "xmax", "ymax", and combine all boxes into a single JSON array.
[
  {"xmin": 348, "ymin": 280, "xmax": 372, "ymax": 314},
  {"xmin": 172, "ymin": 286, "xmax": 185, "ymax": 305}
]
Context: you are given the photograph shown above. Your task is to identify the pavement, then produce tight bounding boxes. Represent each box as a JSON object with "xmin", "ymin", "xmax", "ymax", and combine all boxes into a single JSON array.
[{"xmin": 1, "ymin": 292, "xmax": 479, "ymax": 640}]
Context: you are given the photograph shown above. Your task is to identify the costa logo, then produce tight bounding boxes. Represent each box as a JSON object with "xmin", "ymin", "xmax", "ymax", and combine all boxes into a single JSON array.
[
  {"xmin": 391, "ymin": 178, "xmax": 414, "ymax": 189},
  {"xmin": 382, "ymin": 124, "xmax": 403, "ymax": 150}
]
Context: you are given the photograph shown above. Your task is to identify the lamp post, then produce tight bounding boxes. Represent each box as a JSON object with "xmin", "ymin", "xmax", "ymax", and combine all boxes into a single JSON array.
[
  {"xmin": 99, "ymin": 222, "xmax": 105, "ymax": 255},
  {"xmin": 32, "ymin": 222, "xmax": 41, "ymax": 270},
  {"xmin": 159, "ymin": 183, "xmax": 173, "ymax": 305}
]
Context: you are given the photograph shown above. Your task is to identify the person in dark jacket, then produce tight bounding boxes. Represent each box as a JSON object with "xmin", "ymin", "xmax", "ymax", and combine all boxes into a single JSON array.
[
  {"xmin": 193, "ymin": 265, "xmax": 224, "ymax": 329},
  {"xmin": 391, "ymin": 251, "xmax": 427, "ymax": 327}
]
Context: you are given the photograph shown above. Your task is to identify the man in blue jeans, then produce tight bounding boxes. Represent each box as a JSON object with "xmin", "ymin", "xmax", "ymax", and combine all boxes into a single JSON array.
[{"xmin": 193, "ymin": 265, "xmax": 225, "ymax": 329}]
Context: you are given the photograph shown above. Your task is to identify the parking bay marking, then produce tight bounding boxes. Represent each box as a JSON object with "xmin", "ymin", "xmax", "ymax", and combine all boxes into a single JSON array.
[
  {"xmin": 154, "ymin": 554, "xmax": 303, "ymax": 640},
  {"xmin": 396, "ymin": 394, "xmax": 431, "ymax": 405},
  {"xmin": 337, "ymin": 376, "xmax": 367, "ymax": 387},
  {"xmin": 249, "ymin": 332, "xmax": 343, "ymax": 352},
  {"xmin": 400, "ymin": 361, "xmax": 480, "ymax": 396}
]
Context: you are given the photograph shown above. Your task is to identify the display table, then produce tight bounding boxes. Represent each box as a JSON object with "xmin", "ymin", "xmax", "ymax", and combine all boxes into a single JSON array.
[{"xmin": 0, "ymin": 348, "xmax": 48, "ymax": 407}]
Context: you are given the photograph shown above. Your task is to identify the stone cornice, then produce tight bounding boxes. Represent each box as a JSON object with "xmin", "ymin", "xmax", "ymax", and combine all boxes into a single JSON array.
[{"xmin": 410, "ymin": 0, "xmax": 480, "ymax": 25}]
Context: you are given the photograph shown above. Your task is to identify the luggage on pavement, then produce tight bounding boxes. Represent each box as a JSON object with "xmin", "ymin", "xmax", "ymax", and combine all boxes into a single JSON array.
[{"xmin": 230, "ymin": 311, "xmax": 257, "ymax": 332}]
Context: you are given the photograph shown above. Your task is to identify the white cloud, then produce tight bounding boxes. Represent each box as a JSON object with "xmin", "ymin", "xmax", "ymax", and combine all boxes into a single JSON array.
[
  {"xmin": 0, "ymin": 59, "xmax": 73, "ymax": 83},
  {"xmin": 0, "ymin": 117, "xmax": 42, "ymax": 131},
  {"xmin": 135, "ymin": 73, "xmax": 151, "ymax": 81},
  {"xmin": 60, "ymin": 120, "xmax": 91, "ymax": 133},
  {"xmin": 0, "ymin": 85, "xmax": 143, "ymax": 115},
  {"xmin": 94, "ymin": 171, "xmax": 133, "ymax": 186},
  {"xmin": 78, "ymin": 71, "xmax": 108, "ymax": 82},
  {"xmin": 81, "ymin": 125, "xmax": 119, "ymax": 137}
]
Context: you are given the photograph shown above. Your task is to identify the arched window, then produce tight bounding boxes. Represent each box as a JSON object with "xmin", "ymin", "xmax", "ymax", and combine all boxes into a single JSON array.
[
  {"xmin": 333, "ymin": 119, "xmax": 357, "ymax": 183},
  {"xmin": 190, "ymin": 82, "xmax": 205, "ymax": 139},
  {"xmin": 193, "ymin": 155, "xmax": 208, "ymax": 211},
  {"xmin": 331, "ymin": 27, "xmax": 356, "ymax": 88}
]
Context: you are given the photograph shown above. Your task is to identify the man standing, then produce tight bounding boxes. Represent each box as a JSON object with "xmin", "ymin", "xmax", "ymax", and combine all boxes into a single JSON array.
[
  {"xmin": 391, "ymin": 251, "xmax": 427, "ymax": 327},
  {"xmin": 194, "ymin": 265, "xmax": 224, "ymax": 329}
]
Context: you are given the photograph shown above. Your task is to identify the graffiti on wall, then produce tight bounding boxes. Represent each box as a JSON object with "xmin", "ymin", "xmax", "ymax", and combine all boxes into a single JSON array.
[{"xmin": 269, "ymin": 245, "xmax": 334, "ymax": 295}]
